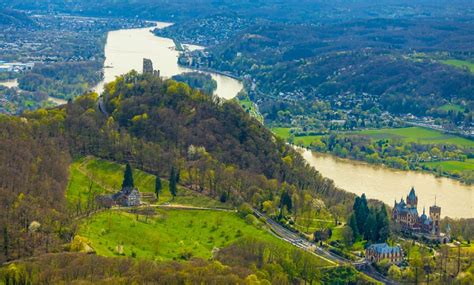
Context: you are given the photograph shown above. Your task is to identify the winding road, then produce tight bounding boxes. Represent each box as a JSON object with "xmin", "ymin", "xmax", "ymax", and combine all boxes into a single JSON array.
[{"xmin": 253, "ymin": 209, "xmax": 399, "ymax": 285}]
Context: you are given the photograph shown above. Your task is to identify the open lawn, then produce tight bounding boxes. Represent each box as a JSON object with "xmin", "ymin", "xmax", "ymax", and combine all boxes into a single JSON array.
[
  {"xmin": 441, "ymin": 59, "xmax": 474, "ymax": 73},
  {"xmin": 78, "ymin": 209, "xmax": 325, "ymax": 263},
  {"xmin": 272, "ymin": 126, "xmax": 473, "ymax": 148},
  {"xmin": 272, "ymin": 127, "xmax": 292, "ymax": 139},
  {"xmin": 67, "ymin": 157, "xmax": 228, "ymax": 209},
  {"xmin": 421, "ymin": 159, "xmax": 474, "ymax": 172},
  {"xmin": 236, "ymin": 96, "xmax": 264, "ymax": 123},
  {"xmin": 352, "ymin": 127, "xmax": 474, "ymax": 148},
  {"xmin": 438, "ymin": 104, "xmax": 465, "ymax": 113},
  {"xmin": 271, "ymin": 127, "xmax": 322, "ymax": 146}
]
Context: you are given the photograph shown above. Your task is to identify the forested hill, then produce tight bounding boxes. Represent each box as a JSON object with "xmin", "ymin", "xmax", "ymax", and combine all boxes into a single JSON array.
[{"xmin": 0, "ymin": 73, "xmax": 354, "ymax": 264}]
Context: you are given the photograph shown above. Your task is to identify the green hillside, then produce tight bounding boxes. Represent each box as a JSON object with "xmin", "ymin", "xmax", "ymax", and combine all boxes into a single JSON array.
[{"xmin": 78, "ymin": 209, "xmax": 301, "ymax": 262}]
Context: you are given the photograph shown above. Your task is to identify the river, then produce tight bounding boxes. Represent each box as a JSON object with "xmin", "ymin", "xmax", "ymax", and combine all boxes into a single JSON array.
[
  {"xmin": 300, "ymin": 149, "xmax": 474, "ymax": 219},
  {"xmin": 93, "ymin": 21, "xmax": 473, "ymax": 219},
  {"xmin": 0, "ymin": 78, "xmax": 67, "ymax": 105},
  {"xmin": 94, "ymin": 22, "xmax": 243, "ymax": 99}
]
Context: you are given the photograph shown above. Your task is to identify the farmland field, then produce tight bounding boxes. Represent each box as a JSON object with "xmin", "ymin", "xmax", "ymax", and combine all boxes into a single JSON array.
[
  {"xmin": 351, "ymin": 127, "xmax": 474, "ymax": 148},
  {"xmin": 272, "ymin": 126, "xmax": 473, "ymax": 148}
]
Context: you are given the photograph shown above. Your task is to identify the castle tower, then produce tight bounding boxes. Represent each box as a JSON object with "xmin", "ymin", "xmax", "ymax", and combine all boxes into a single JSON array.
[
  {"xmin": 143, "ymin": 58, "xmax": 153, "ymax": 74},
  {"xmin": 429, "ymin": 203, "xmax": 441, "ymax": 236},
  {"xmin": 406, "ymin": 187, "xmax": 418, "ymax": 209}
]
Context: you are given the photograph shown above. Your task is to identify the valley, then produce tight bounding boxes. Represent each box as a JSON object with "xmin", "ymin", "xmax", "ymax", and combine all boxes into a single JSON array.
[{"xmin": 0, "ymin": 1, "xmax": 473, "ymax": 284}]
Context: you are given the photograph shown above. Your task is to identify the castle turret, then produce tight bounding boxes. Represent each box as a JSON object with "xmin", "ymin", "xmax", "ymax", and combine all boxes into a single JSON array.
[{"xmin": 406, "ymin": 187, "xmax": 418, "ymax": 209}]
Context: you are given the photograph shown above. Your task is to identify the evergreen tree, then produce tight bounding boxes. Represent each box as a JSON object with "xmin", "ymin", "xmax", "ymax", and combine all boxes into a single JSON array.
[
  {"xmin": 376, "ymin": 205, "xmax": 390, "ymax": 242},
  {"xmin": 176, "ymin": 169, "xmax": 180, "ymax": 183},
  {"xmin": 169, "ymin": 166, "xmax": 177, "ymax": 199},
  {"xmin": 155, "ymin": 175, "xmax": 162, "ymax": 200},
  {"xmin": 280, "ymin": 191, "xmax": 293, "ymax": 213},
  {"xmin": 364, "ymin": 210, "xmax": 377, "ymax": 242},
  {"xmin": 353, "ymin": 194, "xmax": 369, "ymax": 235},
  {"xmin": 349, "ymin": 214, "xmax": 359, "ymax": 241},
  {"xmin": 122, "ymin": 162, "xmax": 134, "ymax": 189}
]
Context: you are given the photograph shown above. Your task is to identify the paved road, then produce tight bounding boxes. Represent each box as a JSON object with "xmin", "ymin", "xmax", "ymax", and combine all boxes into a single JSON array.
[{"xmin": 253, "ymin": 209, "xmax": 399, "ymax": 285}]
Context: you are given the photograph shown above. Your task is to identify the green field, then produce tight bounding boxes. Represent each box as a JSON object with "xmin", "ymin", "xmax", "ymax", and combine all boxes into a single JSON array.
[
  {"xmin": 236, "ymin": 96, "xmax": 264, "ymax": 123},
  {"xmin": 272, "ymin": 127, "xmax": 292, "ymax": 139},
  {"xmin": 441, "ymin": 59, "xmax": 474, "ymax": 73},
  {"xmin": 67, "ymin": 157, "xmax": 228, "ymax": 209},
  {"xmin": 273, "ymin": 126, "xmax": 474, "ymax": 148},
  {"xmin": 78, "ymin": 209, "xmax": 316, "ymax": 262},
  {"xmin": 352, "ymin": 127, "xmax": 474, "ymax": 148},
  {"xmin": 438, "ymin": 103, "xmax": 465, "ymax": 113},
  {"xmin": 271, "ymin": 127, "xmax": 322, "ymax": 146},
  {"xmin": 421, "ymin": 159, "xmax": 474, "ymax": 172}
]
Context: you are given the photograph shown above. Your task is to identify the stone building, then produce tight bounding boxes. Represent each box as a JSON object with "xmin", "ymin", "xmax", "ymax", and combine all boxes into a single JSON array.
[
  {"xmin": 112, "ymin": 187, "xmax": 141, "ymax": 207},
  {"xmin": 393, "ymin": 187, "xmax": 450, "ymax": 243},
  {"xmin": 365, "ymin": 243, "xmax": 403, "ymax": 264}
]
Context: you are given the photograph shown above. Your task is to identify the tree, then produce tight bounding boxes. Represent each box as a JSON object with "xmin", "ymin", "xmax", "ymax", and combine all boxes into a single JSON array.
[
  {"xmin": 169, "ymin": 166, "xmax": 177, "ymax": 200},
  {"xmin": 353, "ymin": 194, "xmax": 369, "ymax": 236},
  {"xmin": 376, "ymin": 205, "xmax": 390, "ymax": 242},
  {"xmin": 122, "ymin": 162, "xmax": 134, "ymax": 189},
  {"xmin": 279, "ymin": 191, "xmax": 293, "ymax": 217},
  {"xmin": 3, "ymin": 227, "xmax": 8, "ymax": 259},
  {"xmin": 364, "ymin": 210, "xmax": 377, "ymax": 242},
  {"xmin": 155, "ymin": 176, "xmax": 162, "ymax": 200},
  {"xmin": 348, "ymin": 214, "xmax": 359, "ymax": 241}
]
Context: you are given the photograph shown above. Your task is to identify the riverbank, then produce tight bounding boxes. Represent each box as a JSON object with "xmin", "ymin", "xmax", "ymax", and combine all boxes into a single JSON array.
[
  {"xmin": 273, "ymin": 126, "xmax": 474, "ymax": 185},
  {"xmin": 298, "ymin": 148, "xmax": 473, "ymax": 219}
]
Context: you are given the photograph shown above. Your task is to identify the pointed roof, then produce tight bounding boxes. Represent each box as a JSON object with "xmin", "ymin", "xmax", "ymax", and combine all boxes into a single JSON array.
[{"xmin": 407, "ymin": 187, "xmax": 417, "ymax": 201}]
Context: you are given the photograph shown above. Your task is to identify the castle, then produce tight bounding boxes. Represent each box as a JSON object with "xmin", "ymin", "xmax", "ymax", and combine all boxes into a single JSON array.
[
  {"xmin": 143, "ymin": 58, "xmax": 160, "ymax": 77},
  {"xmin": 393, "ymin": 187, "xmax": 450, "ymax": 243}
]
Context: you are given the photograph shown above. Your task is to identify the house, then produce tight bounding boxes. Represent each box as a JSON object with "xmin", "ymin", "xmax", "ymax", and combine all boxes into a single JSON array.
[
  {"xmin": 112, "ymin": 187, "xmax": 141, "ymax": 207},
  {"xmin": 365, "ymin": 243, "xmax": 403, "ymax": 264}
]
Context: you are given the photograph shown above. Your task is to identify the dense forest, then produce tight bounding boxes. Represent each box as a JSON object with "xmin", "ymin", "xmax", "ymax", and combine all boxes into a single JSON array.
[
  {"xmin": 171, "ymin": 72, "xmax": 217, "ymax": 95},
  {"xmin": 18, "ymin": 62, "xmax": 103, "ymax": 100}
]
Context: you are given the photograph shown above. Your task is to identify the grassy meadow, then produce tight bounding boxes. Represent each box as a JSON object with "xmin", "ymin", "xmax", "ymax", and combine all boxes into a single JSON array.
[
  {"xmin": 421, "ymin": 159, "xmax": 474, "ymax": 172},
  {"xmin": 236, "ymin": 96, "xmax": 264, "ymax": 123},
  {"xmin": 77, "ymin": 209, "xmax": 322, "ymax": 263},
  {"xmin": 67, "ymin": 157, "xmax": 228, "ymax": 209},
  {"xmin": 272, "ymin": 126, "xmax": 473, "ymax": 148},
  {"xmin": 441, "ymin": 59, "xmax": 474, "ymax": 73},
  {"xmin": 271, "ymin": 127, "xmax": 322, "ymax": 146},
  {"xmin": 352, "ymin": 127, "xmax": 474, "ymax": 147}
]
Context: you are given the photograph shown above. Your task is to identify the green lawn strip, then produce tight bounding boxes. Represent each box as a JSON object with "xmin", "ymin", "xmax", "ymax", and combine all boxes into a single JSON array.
[
  {"xmin": 438, "ymin": 103, "xmax": 465, "ymax": 112},
  {"xmin": 271, "ymin": 127, "xmax": 322, "ymax": 146},
  {"xmin": 78, "ymin": 209, "xmax": 331, "ymax": 264},
  {"xmin": 441, "ymin": 59, "xmax": 474, "ymax": 73},
  {"xmin": 351, "ymin": 127, "xmax": 474, "ymax": 148},
  {"xmin": 236, "ymin": 97, "xmax": 264, "ymax": 123},
  {"xmin": 271, "ymin": 127, "xmax": 292, "ymax": 139},
  {"xmin": 421, "ymin": 159, "xmax": 474, "ymax": 172},
  {"xmin": 273, "ymin": 126, "xmax": 473, "ymax": 148}
]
